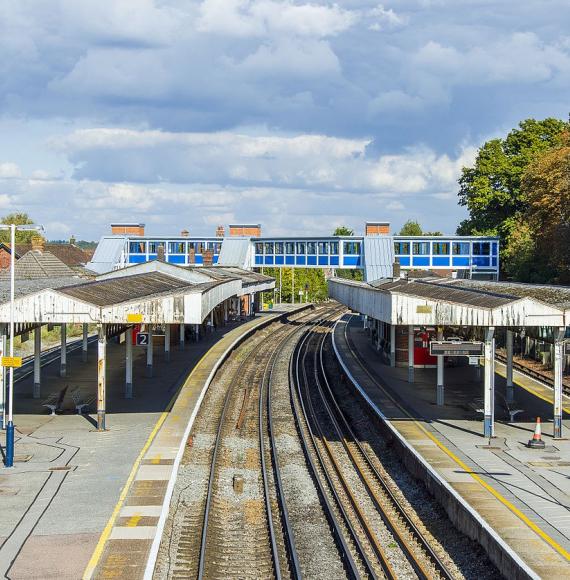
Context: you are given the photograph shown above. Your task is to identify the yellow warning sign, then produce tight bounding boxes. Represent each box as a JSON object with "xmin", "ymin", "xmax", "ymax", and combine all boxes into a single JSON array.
[
  {"xmin": 1, "ymin": 356, "xmax": 22, "ymax": 368},
  {"xmin": 127, "ymin": 313, "xmax": 143, "ymax": 323}
]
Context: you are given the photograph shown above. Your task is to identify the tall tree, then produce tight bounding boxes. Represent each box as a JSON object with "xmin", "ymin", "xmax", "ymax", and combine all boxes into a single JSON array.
[
  {"xmin": 457, "ymin": 118, "xmax": 568, "ymax": 237},
  {"xmin": 399, "ymin": 220, "xmax": 423, "ymax": 236},
  {"xmin": 520, "ymin": 137, "xmax": 570, "ymax": 283},
  {"xmin": 333, "ymin": 225, "xmax": 354, "ymax": 236},
  {"xmin": 0, "ymin": 212, "xmax": 38, "ymax": 244}
]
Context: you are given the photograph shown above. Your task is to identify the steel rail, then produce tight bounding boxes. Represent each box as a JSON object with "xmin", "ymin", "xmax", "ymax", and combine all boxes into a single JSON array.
[
  {"xmin": 197, "ymin": 307, "xmax": 325, "ymax": 580},
  {"xmin": 318, "ymin": 318, "xmax": 455, "ymax": 580},
  {"xmin": 291, "ymin": 312, "xmax": 369, "ymax": 580},
  {"xmin": 495, "ymin": 352, "xmax": 570, "ymax": 395}
]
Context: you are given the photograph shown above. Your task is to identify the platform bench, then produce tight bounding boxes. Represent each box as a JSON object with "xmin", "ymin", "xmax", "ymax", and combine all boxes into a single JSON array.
[
  {"xmin": 70, "ymin": 388, "xmax": 96, "ymax": 414},
  {"xmin": 42, "ymin": 386, "xmax": 69, "ymax": 415}
]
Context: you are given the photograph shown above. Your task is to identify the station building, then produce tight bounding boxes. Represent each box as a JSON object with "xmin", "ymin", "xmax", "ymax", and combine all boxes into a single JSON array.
[{"xmin": 87, "ymin": 222, "xmax": 500, "ymax": 281}]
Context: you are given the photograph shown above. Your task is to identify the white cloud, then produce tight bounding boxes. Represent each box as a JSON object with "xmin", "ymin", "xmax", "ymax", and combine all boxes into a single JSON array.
[
  {"xmin": 368, "ymin": 5, "xmax": 408, "ymax": 30},
  {"xmin": 54, "ymin": 127, "xmax": 473, "ymax": 198},
  {"xmin": 386, "ymin": 200, "xmax": 405, "ymax": 210},
  {"xmin": 196, "ymin": 0, "xmax": 356, "ymax": 38},
  {"xmin": 0, "ymin": 162, "xmax": 22, "ymax": 178}
]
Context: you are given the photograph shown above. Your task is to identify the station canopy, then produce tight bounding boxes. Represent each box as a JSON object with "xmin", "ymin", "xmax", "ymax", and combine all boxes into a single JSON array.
[
  {"xmin": 0, "ymin": 261, "xmax": 274, "ymax": 328},
  {"xmin": 328, "ymin": 277, "xmax": 570, "ymax": 328}
]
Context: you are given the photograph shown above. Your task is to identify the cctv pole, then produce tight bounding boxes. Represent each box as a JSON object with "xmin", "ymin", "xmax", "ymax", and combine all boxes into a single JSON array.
[{"xmin": 5, "ymin": 224, "xmax": 15, "ymax": 467}]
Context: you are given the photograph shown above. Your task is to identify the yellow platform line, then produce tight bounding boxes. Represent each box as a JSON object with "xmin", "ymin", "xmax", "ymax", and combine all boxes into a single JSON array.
[
  {"xmin": 82, "ymin": 313, "xmax": 284, "ymax": 579},
  {"xmin": 495, "ymin": 361, "xmax": 570, "ymax": 414},
  {"xmin": 82, "ymin": 346, "xmax": 214, "ymax": 579},
  {"xmin": 342, "ymin": 320, "xmax": 570, "ymax": 564}
]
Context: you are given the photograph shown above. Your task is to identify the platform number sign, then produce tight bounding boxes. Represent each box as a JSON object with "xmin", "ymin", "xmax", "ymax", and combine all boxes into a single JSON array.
[{"xmin": 136, "ymin": 332, "xmax": 149, "ymax": 346}]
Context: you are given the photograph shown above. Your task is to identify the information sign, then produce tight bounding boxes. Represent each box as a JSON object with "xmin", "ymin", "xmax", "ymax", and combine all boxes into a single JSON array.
[
  {"xmin": 135, "ymin": 332, "xmax": 149, "ymax": 346},
  {"xmin": 1, "ymin": 356, "xmax": 23, "ymax": 368},
  {"xmin": 127, "ymin": 313, "xmax": 143, "ymax": 323},
  {"xmin": 429, "ymin": 341, "xmax": 484, "ymax": 357}
]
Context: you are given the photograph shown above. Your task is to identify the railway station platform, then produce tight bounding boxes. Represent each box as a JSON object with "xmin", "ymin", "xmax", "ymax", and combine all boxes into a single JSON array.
[
  {"xmin": 0, "ymin": 305, "xmax": 304, "ymax": 580},
  {"xmin": 334, "ymin": 314, "xmax": 570, "ymax": 579}
]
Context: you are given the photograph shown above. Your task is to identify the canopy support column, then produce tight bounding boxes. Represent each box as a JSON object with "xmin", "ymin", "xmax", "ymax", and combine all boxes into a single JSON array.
[
  {"xmin": 82, "ymin": 323, "xmax": 88, "ymax": 362},
  {"xmin": 179, "ymin": 323, "xmax": 185, "ymax": 351},
  {"xmin": 484, "ymin": 327, "xmax": 495, "ymax": 438},
  {"xmin": 506, "ymin": 330, "xmax": 514, "ymax": 403},
  {"xmin": 390, "ymin": 325, "xmax": 396, "ymax": 368},
  {"xmin": 408, "ymin": 325, "xmax": 414, "ymax": 383},
  {"xmin": 125, "ymin": 330, "xmax": 133, "ymax": 399},
  {"xmin": 554, "ymin": 327, "xmax": 565, "ymax": 439},
  {"xmin": 436, "ymin": 327, "xmax": 444, "ymax": 406},
  {"xmin": 97, "ymin": 324, "xmax": 107, "ymax": 431},
  {"xmin": 60, "ymin": 323, "xmax": 67, "ymax": 377},
  {"xmin": 33, "ymin": 326, "xmax": 41, "ymax": 399},
  {"xmin": 165, "ymin": 324, "xmax": 171, "ymax": 361},
  {"xmin": 0, "ymin": 324, "xmax": 5, "ymax": 428},
  {"xmin": 146, "ymin": 326, "xmax": 153, "ymax": 377}
]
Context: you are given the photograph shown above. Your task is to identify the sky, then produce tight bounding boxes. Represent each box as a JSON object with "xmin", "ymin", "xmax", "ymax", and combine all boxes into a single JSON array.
[{"xmin": 0, "ymin": 0, "xmax": 568, "ymax": 241}]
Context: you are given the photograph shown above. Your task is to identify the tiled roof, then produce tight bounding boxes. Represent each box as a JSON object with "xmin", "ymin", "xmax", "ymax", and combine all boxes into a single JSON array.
[
  {"xmin": 0, "ymin": 251, "xmax": 76, "ymax": 280},
  {"xmin": 16, "ymin": 243, "xmax": 91, "ymax": 267}
]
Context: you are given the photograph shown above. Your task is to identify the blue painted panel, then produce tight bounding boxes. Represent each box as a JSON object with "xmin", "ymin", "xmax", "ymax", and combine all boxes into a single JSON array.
[
  {"xmin": 275, "ymin": 255, "xmax": 284, "ymax": 265},
  {"xmin": 168, "ymin": 255, "xmax": 185, "ymax": 264},
  {"xmin": 452, "ymin": 257, "xmax": 469, "ymax": 267},
  {"xmin": 398, "ymin": 256, "xmax": 410, "ymax": 266},
  {"xmin": 412, "ymin": 257, "xmax": 429, "ymax": 267},
  {"xmin": 432, "ymin": 257, "xmax": 450, "ymax": 267},
  {"xmin": 318, "ymin": 256, "xmax": 328, "ymax": 266},
  {"xmin": 330, "ymin": 256, "xmax": 339, "ymax": 266},
  {"xmin": 307, "ymin": 256, "xmax": 317, "ymax": 266},
  {"xmin": 473, "ymin": 257, "xmax": 490, "ymax": 267},
  {"xmin": 255, "ymin": 255, "xmax": 263, "ymax": 265},
  {"xmin": 213, "ymin": 255, "xmax": 218, "ymax": 264},
  {"xmin": 148, "ymin": 254, "xmax": 157, "ymax": 260},
  {"xmin": 343, "ymin": 256, "xmax": 360, "ymax": 266},
  {"xmin": 491, "ymin": 257, "xmax": 497, "ymax": 267},
  {"xmin": 296, "ymin": 256, "xmax": 306, "ymax": 265},
  {"xmin": 264, "ymin": 256, "xmax": 274, "ymax": 265},
  {"xmin": 195, "ymin": 255, "xmax": 204, "ymax": 265},
  {"xmin": 285, "ymin": 256, "xmax": 295, "ymax": 265},
  {"xmin": 128, "ymin": 255, "xmax": 146, "ymax": 263},
  {"xmin": 492, "ymin": 243, "xmax": 498, "ymax": 256}
]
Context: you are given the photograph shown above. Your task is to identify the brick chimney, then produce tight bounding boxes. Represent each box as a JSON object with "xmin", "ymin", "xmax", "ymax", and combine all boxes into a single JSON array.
[
  {"xmin": 31, "ymin": 235, "xmax": 46, "ymax": 253},
  {"xmin": 229, "ymin": 224, "xmax": 261, "ymax": 237},
  {"xmin": 216, "ymin": 225, "xmax": 225, "ymax": 238},
  {"xmin": 181, "ymin": 229, "xmax": 189, "ymax": 237},
  {"xmin": 111, "ymin": 223, "xmax": 145, "ymax": 236},
  {"xmin": 203, "ymin": 249, "xmax": 214, "ymax": 266},
  {"xmin": 365, "ymin": 222, "xmax": 390, "ymax": 235},
  {"xmin": 188, "ymin": 246, "xmax": 196, "ymax": 265}
]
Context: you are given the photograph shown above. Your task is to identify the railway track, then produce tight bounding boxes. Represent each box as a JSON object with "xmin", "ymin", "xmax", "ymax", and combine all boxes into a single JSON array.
[
  {"xmin": 495, "ymin": 352, "xmax": 570, "ymax": 396},
  {"xmin": 292, "ymin": 313, "xmax": 457, "ymax": 579},
  {"xmin": 158, "ymin": 304, "xmax": 494, "ymax": 579},
  {"xmin": 160, "ymin": 306, "xmax": 332, "ymax": 579}
]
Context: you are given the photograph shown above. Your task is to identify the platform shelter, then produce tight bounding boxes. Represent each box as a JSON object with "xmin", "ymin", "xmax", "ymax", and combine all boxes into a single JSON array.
[
  {"xmin": 0, "ymin": 261, "xmax": 273, "ymax": 430},
  {"xmin": 329, "ymin": 276, "xmax": 570, "ymax": 438}
]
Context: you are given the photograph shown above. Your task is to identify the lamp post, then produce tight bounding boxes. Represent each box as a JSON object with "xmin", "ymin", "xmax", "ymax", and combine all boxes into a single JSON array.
[{"xmin": 1, "ymin": 223, "xmax": 43, "ymax": 468}]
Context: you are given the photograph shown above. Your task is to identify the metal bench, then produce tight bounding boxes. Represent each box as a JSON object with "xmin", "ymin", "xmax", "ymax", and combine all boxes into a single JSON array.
[
  {"xmin": 70, "ymin": 388, "xmax": 95, "ymax": 414},
  {"xmin": 42, "ymin": 386, "xmax": 68, "ymax": 415},
  {"xmin": 469, "ymin": 398, "xmax": 485, "ymax": 417}
]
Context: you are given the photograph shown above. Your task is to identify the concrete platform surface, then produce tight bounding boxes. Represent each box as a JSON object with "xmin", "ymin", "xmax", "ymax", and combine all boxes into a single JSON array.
[
  {"xmin": 334, "ymin": 314, "xmax": 570, "ymax": 579},
  {"xmin": 0, "ymin": 308, "xmax": 301, "ymax": 580}
]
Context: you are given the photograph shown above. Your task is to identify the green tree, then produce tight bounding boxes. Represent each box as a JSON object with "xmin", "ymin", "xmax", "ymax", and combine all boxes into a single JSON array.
[
  {"xmin": 457, "ymin": 117, "xmax": 568, "ymax": 238},
  {"xmin": 332, "ymin": 225, "xmax": 363, "ymax": 281},
  {"xmin": 399, "ymin": 220, "xmax": 423, "ymax": 236},
  {"xmin": 521, "ymin": 137, "xmax": 570, "ymax": 283},
  {"xmin": 0, "ymin": 212, "xmax": 38, "ymax": 244},
  {"xmin": 333, "ymin": 225, "xmax": 354, "ymax": 236}
]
